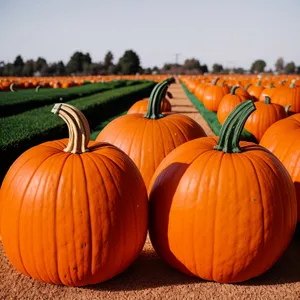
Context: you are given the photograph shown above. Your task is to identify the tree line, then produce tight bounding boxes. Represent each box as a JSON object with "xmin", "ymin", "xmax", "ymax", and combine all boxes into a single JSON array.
[{"xmin": 0, "ymin": 50, "xmax": 299, "ymax": 76}]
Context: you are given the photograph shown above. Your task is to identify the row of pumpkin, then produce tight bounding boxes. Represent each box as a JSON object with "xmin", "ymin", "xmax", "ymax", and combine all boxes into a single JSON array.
[
  {"xmin": 182, "ymin": 76, "xmax": 300, "ymax": 142},
  {"xmin": 0, "ymin": 77, "xmax": 298, "ymax": 287}
]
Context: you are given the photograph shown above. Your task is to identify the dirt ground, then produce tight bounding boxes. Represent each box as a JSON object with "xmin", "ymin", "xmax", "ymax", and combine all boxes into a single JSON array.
[{"xmin": 1, "ymin": 83, "xmax": 300, "ymax": 299}]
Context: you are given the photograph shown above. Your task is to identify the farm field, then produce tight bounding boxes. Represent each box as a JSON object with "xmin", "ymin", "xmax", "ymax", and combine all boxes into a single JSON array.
[{"xmin": 0, "ymin": 74, "xmax": 300, "ymax": 299}]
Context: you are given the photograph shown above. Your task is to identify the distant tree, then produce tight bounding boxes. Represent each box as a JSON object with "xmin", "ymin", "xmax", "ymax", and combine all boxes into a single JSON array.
[
  {"xmin": 212, "ymin": 63, "xmax": 223, "ymax": 73},
  {"xmin": 284, "ymin": 62, "xmax": 296, "ymax": 74},
  {"xmin": 117, "ymin": 50, "xmax": 141, "ymax": 74},
  {"xmin": 67, "ymin": 51, "xmax": 92, "ymax": 74},
  {"xmin": 250, "ymin": 59, "xmax": 266, "ymax": 73},
  {"xmin": 22, "ymin": 60, "xmax": 35, "ymax": 76},
  {"xmin": 152, "ymin": 66, "xmax": 160, "ymax": 74},
  {"xmin": 275, "ymin": 57, "xmax": 284, "ymax": 73},
  {"xmin": 2, "ymin": 63, "xmax": 14, "ymax": 76},
  {"xmin": 13, "ymin": 55, "xmax": 24, "ymax": 75},
  {"xmin": 296, "ymin": 66, "xmax": 300, "ymax": 74},
  {"xmin": 103, "ymin": 51, "xmax": 114, "ymax": 74},
  {"xmin": 56, "ymin": 61, "xmax": 66, "ymax": 75},
  {"xmin": 35, "ymin": 57, "xmax": 48, "ymax": 73},
  {"xmin": 232, "ymin": 67, "xmax": 245, "ymax": 74},
  {"xmin": 200, "ymin": 64, "xmax": 209, "ymax": 74},
  {"xmin": 183, "ymin": 58, "xmax": 201, "ymax": 71},
  {"xmin": 143, "ymin": 67, "xmax": 152, "ymax": 74}
]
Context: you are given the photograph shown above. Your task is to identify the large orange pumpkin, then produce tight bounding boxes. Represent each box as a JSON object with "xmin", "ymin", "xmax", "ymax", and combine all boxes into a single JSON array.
[
  {"xmin": 244, "ymin": 96, "xmax": 288, "ymax": 142},
  {"xmin": 149, "ymin": 100, "xmax": 297, "ymax": 283},
  {"xmin": 217, "ymin": 86, "xmax": 249, "ymax": 125},
  {"xmin": 96, "ymin": 78, "xmax": 206, "ymax": 190},
  {"xmin": 0, "ymin": 103, "xmax": 148, "ymax": 286},
  {"xmin": 260, "ymin": 113, "xmax": 300, "ymax": 221},
  {"xmin": 203, "ymin": 78, "xmax": 229, "ymax": 112},
  {"xmin": 271, "ymin": 80, "xmax": 300, "ymax": 114}
]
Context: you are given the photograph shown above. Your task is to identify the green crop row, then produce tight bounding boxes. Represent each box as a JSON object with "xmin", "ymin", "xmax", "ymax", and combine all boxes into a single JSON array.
[
  {"xmin": 0, "ymin": 81, "xmax": 156, "ymax": 183},
  {"xmin": 181, "ymin": 83, "xmax": 257, "ymax": 143},
  {"xmin": 0, "ymin": 80, "xmax": 144, "ymax": 117}
]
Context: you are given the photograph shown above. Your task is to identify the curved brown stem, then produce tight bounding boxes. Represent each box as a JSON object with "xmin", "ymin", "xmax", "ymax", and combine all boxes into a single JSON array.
[{"xmin": 51, "ymin": 103, "xmax": 90, "ymax": 153}]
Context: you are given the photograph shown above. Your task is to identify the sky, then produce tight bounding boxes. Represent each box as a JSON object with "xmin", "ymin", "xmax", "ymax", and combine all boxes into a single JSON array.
[{"xmin": 1, "ymin": 0, "xmax": 299, "ymax": 70}]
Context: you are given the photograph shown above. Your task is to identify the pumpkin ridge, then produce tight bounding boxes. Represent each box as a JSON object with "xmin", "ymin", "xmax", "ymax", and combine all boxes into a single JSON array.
[
  {"xmin": 98, "ymin": 154, "xmax": 126, "ymax": 273},
  {"xmin": 36, "ymin": 152, "xmax": 71, "ymax": 284},
  {"xmin": 87, "ymin": 154, "xmax": 113, "ymax": 272},
  {"xmin": 52, "ymin": 153, "xmax": 71, "ymax": 284},
  {"xmin": 76, "ymin": 154, "xmax": 93, "ymax": 282},
  {"xmin": 17, "ymin": 152, "xmax": 61, "ymax": 279}
]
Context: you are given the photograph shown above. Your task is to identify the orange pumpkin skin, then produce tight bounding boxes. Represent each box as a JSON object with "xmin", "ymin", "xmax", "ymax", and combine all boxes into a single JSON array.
[
  {"xmin": 217, "ymin": 86, "xmax": 249, "ymax": 125},
  {"xmin": 244, "ymin": 99, "xmax": 287, "ymax": 142},
  {"xmin": 203, "ymin": 84, "xmax": 228, "ymax": 112},
  {"xmin": 194, "ymin": 83, "xmax": 208, "ymax": 102},
  {"xmin": 247, "ymin": 83, "xmax": 264, "ymax": 101},
  {"xmin": 149, "ymin": 102, "xmax": 296, "ymax": 283},
  {"xmin": 260, "ymin": 114, "xmax": 300, "ymax": 221},
  {"xmin": 127, "ymin": 98, "xmax": 171, "ymax": 114},
  {"xmin": 271, "ymin": 83, "xmax": 300, "ymax": 114},
  {"xmin": 96, "ymin": 113, "xmax": 205, "ymax": 190},
  {"xmin": 0, "ymin": 106, "xmax": 148, "ymax": 286}
]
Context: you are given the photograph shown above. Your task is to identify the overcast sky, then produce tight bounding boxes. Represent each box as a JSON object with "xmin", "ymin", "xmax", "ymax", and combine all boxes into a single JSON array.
[{"xmin": 1, "ymin": 0, "xmax": 299, "ymax": 69}]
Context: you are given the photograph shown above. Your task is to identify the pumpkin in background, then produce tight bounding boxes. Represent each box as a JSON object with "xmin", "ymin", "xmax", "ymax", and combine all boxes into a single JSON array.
[
  {"xmin": 96, "ymin": 78, "xmax": 206, "ymax": 190},
  {"xmin": 244, "ymin": 96, "xmax": 288, "ymax": 142},
  {"xmin": 217, "ymin": 86, "xmax": 250, "ymax": 125},
  {"xmin": 247, "ymin": 81, "xmax": 264, "ymax": 101},
  {"xmin": 127, "ymin": 97, "xmax": 172, "ymax": 114},
  {"xmin": 149, "ymin": 101, "xmax": 297, "ymax": 283},
  {"xmin": 259, "ymin": 83, "xmax": 276, "ymax": 101},
  {"xmin": 194, "ymin": 81, "xmax": 208, "ymax": 102},
  {"xmin": 271, "ymin": 80, "xmax": 300, "ymax": 114},
  {"xmin": 260, "ymin": 113, "xmax": 300, "ymax": 221},
  {"xmin": 0, "ymin": 103, "xmax": 148, "ymax": 286},
  {"xmin": 203, "ymin": 77, "xmax": 230, "ymax": 112}
]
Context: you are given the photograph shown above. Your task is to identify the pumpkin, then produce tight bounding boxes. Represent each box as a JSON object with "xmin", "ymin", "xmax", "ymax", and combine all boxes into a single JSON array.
[
  {"xmin": 217, "ymin": 86, "xmax": 249, "ymax": 125},
  {"xmin": 127, "ymin": 98, "xmax": 171, "ymax": 114},
  {"xmin": 271, "ymin": 80, "xmax": 300, "ymax": 114},
  {"xmin": 194, "ymin": 82, "xmax": 208, "ymax": 102},
  {"xmin": 247, "ymin": 81, "xmax": 264, "ymax": 101},
  {"xmin": 203, "ymin": 77, "xmax": 229, "ymax": 112},
  {"xmin": 260, "ymin": 113, "xmax": 300, "ymax": 221},
  {"xmin": 96, "ymin": 78, "xmax": 206, "ymax": 190},
  {"xmin": 149, "ymin": 100, "xmax": 297, "ymax": 283},
  {"xmin": 259, "ymin": 83, "xmax": 276, "ymax": 101},
  {"xmin": 0, "ymin": 103, "xmax": 148, "ymax": 286},
  {"xmin": 244, "ymin": 96, "xmax": 289, "ymax": 142}
]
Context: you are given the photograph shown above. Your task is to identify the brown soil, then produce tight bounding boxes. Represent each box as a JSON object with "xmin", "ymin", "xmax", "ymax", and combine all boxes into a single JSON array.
[{"xmin": 1, "ymin": 83, "xmax": 300, "ymax": 299}]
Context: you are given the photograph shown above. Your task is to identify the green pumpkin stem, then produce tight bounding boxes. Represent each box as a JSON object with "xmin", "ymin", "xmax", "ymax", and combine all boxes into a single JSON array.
[
  {"xmin": 144, "ymin": 79, "xmax": 170, "ymax": 119},
  {"xmin": 245, "ymin": 83, "xmax": 252, "ymax": 91},
  {"xmin": 212, "ymin": 77, "xmax": 219, "ymax": 85},
  {"xmin": 230, "ymin": 86, "xmax": 239, "ymax": 95},
  {"xmin": 270, "ymin": 83, "xmax": 275, "ymax": 88},
  {"xmin": 214, "ymin": 100, "xmax": 256, "ymax": 153},
  {"xmin": 265, "ymin": 96, "xmax": 271, "ymax": 104}
]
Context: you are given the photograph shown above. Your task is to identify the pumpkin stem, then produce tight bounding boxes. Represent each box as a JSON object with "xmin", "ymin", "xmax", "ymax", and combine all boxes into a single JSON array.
[
  {"xmin": 265, "ymin": 96, "xmax": 271, "ymax": 104},
  {"xmin": 245, "ymin": 83, "xmax": 252, "ymax": 91},
  {"xmin": 270, "ymin": 83, "xmax": 275, "ymax": 88},
  {"xmin": 285, "ymin": 104, "xmax": 291, "ymax": 115},
  {"xmin": 230, "ymin": 86, "xmax": 239, "ymax": 95},
  {"xmin": 256, "ymin": 80, "xmax": 262, "ymax": 87},
  {"xmin": 214, "ymin": 100, "xmax": 256, "ymax": 153},
  {"xmin": 212, "ymin": 77, "xmax": 219, "ymax": 85},
  {"xmin": 144, "ymin": 78, "xmax": 173, "ymax": 119},
  {"xmin": 51, "ymin": 103, "xmax": 90, "ymax": 153},
  {"xmin": 290, "ymin": 79, "xmax": 296, "ymax": 88}
]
